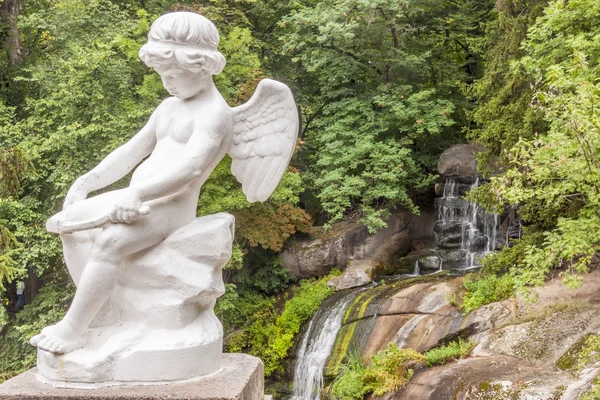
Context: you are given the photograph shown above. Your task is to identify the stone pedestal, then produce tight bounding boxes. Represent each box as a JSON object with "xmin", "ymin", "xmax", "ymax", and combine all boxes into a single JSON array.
[{"xmin": 0, "ymin": 354, "xmax": 263, "ymax": 400}]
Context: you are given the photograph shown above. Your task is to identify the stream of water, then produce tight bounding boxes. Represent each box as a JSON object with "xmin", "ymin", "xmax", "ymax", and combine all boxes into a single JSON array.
[{"xmin": 289, "ymin": 290, "xmax": 360, "ymax": 400}]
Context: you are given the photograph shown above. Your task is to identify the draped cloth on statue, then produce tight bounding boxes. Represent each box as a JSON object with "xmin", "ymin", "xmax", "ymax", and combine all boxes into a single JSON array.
[{"xmin": 37, "ymin": 212, "xmax": 234, "ymax": 388}]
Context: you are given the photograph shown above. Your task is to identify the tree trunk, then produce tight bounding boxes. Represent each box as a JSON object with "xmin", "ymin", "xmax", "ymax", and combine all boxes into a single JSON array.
[
  {"xmin": 1, "ymin": 0, "xmax": 22, "ymax": 65},
  {"xmin": 24, "ymin": 266, "xmax": 39, "ymax": 305}
]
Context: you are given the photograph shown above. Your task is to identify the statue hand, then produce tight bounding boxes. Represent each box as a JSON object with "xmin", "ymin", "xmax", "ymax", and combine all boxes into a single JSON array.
[
  {"xmin": 109, "ymin": 190, "xmax": 146, "ymax": 224},
  {"xmin": 63, "ymin": 179, "xmax": 89, "ymax": 210}
]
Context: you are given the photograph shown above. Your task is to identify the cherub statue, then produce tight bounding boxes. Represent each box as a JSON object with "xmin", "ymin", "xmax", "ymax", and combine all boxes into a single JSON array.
[{"xmin": 29, "ymin": 11, "xmax": 297, "ymax": 386}]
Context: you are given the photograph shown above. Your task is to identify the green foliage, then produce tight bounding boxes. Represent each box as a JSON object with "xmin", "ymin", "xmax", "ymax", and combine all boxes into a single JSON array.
[
  {"xmin": 329, "ymin": 343, "xmax": 425, "ymax": 399},
  {"xmin": 468, "ymin": 0, "xmax": 600, "ymax": 291},
  {"xmin": 328, "ymin": 353, "xmax": 370, "ymax": 400},
  {"xmin": 221, "ymin": 272, "xmax": 337, "ymax": 376},
  {"xmin": 249, "ymin": 274, "xmax": 336, "ymax": 376},
  {"xmin": 575, "ymin": 335, "xmax": 600, "ymax": 371},
  {"xmin": 424, "ymin": 339, "xmax": 475, "ymax": 367},
  {"xmin": 466, "ymin": 0, "xmax": 548, "ymax": 168},
  {"xmin": 364, "ymin": 344, "xmax": 425, "ymax": 396},
  {"xmin": 233, "ymin": 255, "xmax": 294, "ymax": 295},
  {"xmin": 215, "ymin": 283, "xmax": 276, "ymax": 335},
  {"xmin": 280, "ymin": 0, "xmax": 492, "ymax": 230},
  {"xmin": 461, "ymin": 273, "xmax": 515, "ymax": 313},
  {"xmin": 581, "ymin": 375, "xmax": 600, "ymax": 400},
  {"xmin": 0, "ymin": 281, "xmax": 74, "ymax": 381}
]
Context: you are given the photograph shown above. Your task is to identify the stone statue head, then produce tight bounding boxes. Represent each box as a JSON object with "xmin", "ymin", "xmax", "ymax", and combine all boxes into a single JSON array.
[{"xmin": 139, "ymin": 12, "xmax": 226, "ymax": 76}]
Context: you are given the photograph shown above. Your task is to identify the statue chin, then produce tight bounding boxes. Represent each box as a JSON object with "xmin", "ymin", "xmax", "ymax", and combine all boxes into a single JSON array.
[{"xmin": 36, "ymin": 213, "xmax": 234, "ymax": 388}]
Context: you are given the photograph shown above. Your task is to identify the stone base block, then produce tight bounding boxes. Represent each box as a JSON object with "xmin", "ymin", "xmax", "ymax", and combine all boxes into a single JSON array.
[{"xmin": 0, "ymin": 354, "xmax": 263, "ymax": 400}]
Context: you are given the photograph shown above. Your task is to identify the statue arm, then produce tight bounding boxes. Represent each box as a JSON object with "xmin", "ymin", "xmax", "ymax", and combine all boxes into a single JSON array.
[
  {"xmin": 64, "ymin": 112, "xmax": 158, "ymax": 207},
  {"xmin": 129, "ymin": 114, "xmax": 226, "ymax": 202}
]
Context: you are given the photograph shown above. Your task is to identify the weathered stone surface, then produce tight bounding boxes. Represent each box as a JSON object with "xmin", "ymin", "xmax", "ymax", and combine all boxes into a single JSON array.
[
  {"xmin": 281, "ymin": 211, "xmax": 412, "ymax": 277},
  {"xmin": 0, "ymin": 354, "xmax": 264, "ymax": 400},
  {"xmin": 437, "ymin": 143, "xmax": 483, "ymax": 177},
  {"xmin": 395, "ymin": 356, "xmax": 579, "ymax": 400},
  {"xmin": 373, "ymin": 269, "xmax": 600, "ymax": 399},
  {"xmin": 416, "ymin": 255, "xmax": 441, "ymax": 274},
  {"xmin": 327, "ymin": 259, "xmax": 376, "ymax": 291},
  {"xmin": 361, "ymin": 280, "xmax": 466, "ymax": 357}
]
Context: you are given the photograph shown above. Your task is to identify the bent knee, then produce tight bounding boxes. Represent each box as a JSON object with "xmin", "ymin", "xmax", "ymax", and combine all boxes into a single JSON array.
[{"xmin": 91, "ymin": 230, "xmax": 130, "ymax": 261}]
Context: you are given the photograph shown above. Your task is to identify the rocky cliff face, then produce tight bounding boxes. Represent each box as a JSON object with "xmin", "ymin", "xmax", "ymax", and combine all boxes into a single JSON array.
[
  {"xmin": 317, "ymin": 269, "xmax": 600, "ymax": 399},
  {"xmin": 279, "ymin": 210, "xmax": 417, "ymax": 278}
]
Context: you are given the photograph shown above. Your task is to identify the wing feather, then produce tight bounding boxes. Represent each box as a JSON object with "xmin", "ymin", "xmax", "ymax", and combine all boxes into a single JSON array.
[{"xmin": 229, "ymin": 79, "xmax": 299, "ymax": 202}]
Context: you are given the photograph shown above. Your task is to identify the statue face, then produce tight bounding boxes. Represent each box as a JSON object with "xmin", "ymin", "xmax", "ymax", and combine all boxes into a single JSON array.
[{"xmin": 154, "ymin": 64, "xmax": 207, "ymax": 99}]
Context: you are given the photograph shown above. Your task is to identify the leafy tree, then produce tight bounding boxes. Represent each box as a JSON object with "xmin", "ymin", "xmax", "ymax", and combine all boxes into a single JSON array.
[
  {"xmin": 471, "ymin": 0, "xmax": 600, "ymax": 289},
  {"xmin": 466, "ymin": 0, "xmax": 548, "ymax": 171},
  {"xmin": 280, "ymin": 0, "xmax": 493, "ymax": 230}
]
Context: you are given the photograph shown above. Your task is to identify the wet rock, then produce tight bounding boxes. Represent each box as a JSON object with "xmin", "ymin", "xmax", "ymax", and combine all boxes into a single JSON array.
[
  {"xmin": 434, "ymin": 221, "xmax": 465, "ymax": 237},
  {"xmin": 280, "ymin": 211, "xmax": 412, "ymax": 277},
  {"xmin": 417, "ymin": 255, "xmax": 441, "ymax": 274},
  {"xmin": 361, "ymin": 279, "xmax": 466, "ymax": 357},
  {"xmin": 327, "ymin": 260, "xmax": 376, "ymax": 291},
  {"xmin": 435, "ymin": 197, "xmax": 469, "ymax": 216},
  {"xmin": 437, "ymin": 234, "xmax": 463, "ymax": 250},
  {"xmin": 466, "ymin": 231, "xmax": 488, "ymax": 252},
  {"xmin": 442, "ymin": 250, "xmax": 466, "ymax": 263},
  {"xmin": 373, "ymin": 269, "xmax": 600, "ymax": 399},
  {"xmin": 397, "ymin": 356, "xmax": 578, "ymax": 400}
]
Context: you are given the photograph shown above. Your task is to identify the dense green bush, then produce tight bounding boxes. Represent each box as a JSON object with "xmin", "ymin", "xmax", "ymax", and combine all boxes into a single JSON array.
[
  {"xmin": 221, "ymin": 272, "xmax": 339, "ymax": 376},
  {"xmin": 329, "ymin": 343, "xmax": 425, "ymax": 399},
  {"xmin": 424, "ymin": 339, "xmax": 475, "ymax": 367},
  {"xmin": 327, "ymin": 353, "xmax": 370, "ymax": 400},
  {"xmin": 461, "ymin": 273, "xmax": 515, "ymax": 313}
]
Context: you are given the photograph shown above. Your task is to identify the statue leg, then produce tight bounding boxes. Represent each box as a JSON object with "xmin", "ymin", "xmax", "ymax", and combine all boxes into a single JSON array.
[
  {"xmin": 31, "ymin": 208, "xmax": 181, "ymax": 354},
  {"xmin": 60, "ymin": 230, "xmax": 98, "ymax": 287}
]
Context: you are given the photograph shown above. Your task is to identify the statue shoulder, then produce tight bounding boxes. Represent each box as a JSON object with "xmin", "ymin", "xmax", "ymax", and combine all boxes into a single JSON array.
[{"xmin": 196, "ymin": 102, "xmax": 231, "ymax": 129}]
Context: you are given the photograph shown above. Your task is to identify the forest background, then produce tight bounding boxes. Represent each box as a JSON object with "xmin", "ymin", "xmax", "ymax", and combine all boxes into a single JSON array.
[{"xmin": 0, "ymin": 0, "xmax": 599, "ymax": 388}]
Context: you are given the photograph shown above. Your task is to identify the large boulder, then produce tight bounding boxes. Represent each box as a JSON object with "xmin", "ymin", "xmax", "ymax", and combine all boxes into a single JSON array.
[
  {"xmin": 325, "ymin": 268, "xmax": 600, "ymax": 398},
  {"xmin": 437, "ymin": 143, "xmax": 483, "ymax": 177},
  {"xmin": 280, "ymin": 211, "xmax": 412, "ymax": 277},
  {"xmin": 361, "ymin": 269, "xmax": 600, "ymax": 399},
  {"xmin": 327, "ymin": 259, "xmax": 376, "ymax": 291}
]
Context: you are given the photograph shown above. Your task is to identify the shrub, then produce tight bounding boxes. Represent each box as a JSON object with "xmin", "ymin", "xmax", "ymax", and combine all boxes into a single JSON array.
[
  {"xmin": 424, "ymin": 339, "xmax": 475, "ymax": 367},
  {"xmin": 0, "ymin": 281, "xmax": 74, "ymax": 381},
  {"xmin": 329, "ymin": 343, "xmax": 425, "ymax": 399},
  {"xmin": 328, "ymin": 353, "xmax": 369, "ymax": 400},
  {"xmin": 461, "ymin": 273, "xmax": 514, "ymax": 313},
  {"xmin": 222, "ymin": 271, "xmax": 339, "ymax": 377},
  {"xmin": 364, "ymin": 344, "xmax": 425, "ymax": 396}
]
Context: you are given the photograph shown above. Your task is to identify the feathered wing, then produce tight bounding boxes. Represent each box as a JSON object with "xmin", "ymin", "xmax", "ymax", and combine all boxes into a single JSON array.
[{"xmin": 228, "ymin": 79, "xmax": 299, "ymax": 202}]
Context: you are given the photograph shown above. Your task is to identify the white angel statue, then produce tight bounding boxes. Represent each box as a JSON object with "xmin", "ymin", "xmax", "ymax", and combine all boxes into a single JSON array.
[{"xmin": 28, "ymin": 11, "xmax": 297, "ymax": 386}]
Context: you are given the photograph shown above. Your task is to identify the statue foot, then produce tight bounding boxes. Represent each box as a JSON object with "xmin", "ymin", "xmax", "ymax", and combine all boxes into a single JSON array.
[{"xmin": 30, "ymin": 320, "xmax": 86, "ymax": 354}]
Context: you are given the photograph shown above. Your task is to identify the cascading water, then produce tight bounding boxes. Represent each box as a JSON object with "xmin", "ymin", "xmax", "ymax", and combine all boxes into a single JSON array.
[
  {"xmin": 290, "ymin": 290, "xmax": 360, "ymax": 400},
  {"xmin": 412, "ymin": 260, "xmax": 420, "ymax": 276},
  {"xmin": 434, "ymin": 177, "xmax": 500, "ymax": 270}
]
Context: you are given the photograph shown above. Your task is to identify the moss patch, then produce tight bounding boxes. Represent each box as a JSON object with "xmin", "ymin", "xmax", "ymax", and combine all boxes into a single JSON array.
[
  {"xmin": 556, "ymin": 334, "xmax": 595, "ymax": 371},
  {"xmin": 581, "ymin": 373, "xmax": 600, "ymax": 400},
  {"xmin": 459, "ymin": 381, "xmax": 524, "ymax": 400},
  {"xmin": 511, "ymin": 304, "xmax": 596, "ymax": 362}
]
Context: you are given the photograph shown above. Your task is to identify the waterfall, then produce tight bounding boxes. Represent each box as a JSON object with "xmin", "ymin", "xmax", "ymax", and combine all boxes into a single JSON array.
[
  {"xmin": 435, "ymin": 178, "xmax": 499, "ymax": 270},
  {"xmin": 412, "ymin": 260, "xmax": 420, "ymax": 276},
  {"xmin": 290, "ymin": 291, "xmax": 359, "ymax": 400}
]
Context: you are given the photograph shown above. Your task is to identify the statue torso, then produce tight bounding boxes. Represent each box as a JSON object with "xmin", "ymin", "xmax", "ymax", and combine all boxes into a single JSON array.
[{"xmin": 131, "ymin": 95, "xmax": 230, "ymax": 191}]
